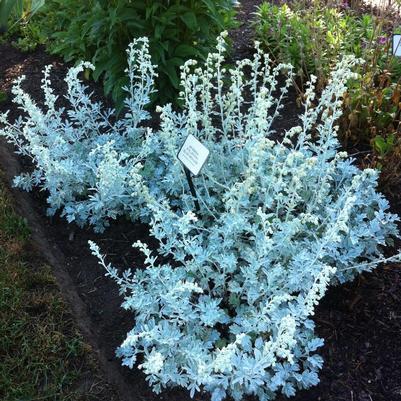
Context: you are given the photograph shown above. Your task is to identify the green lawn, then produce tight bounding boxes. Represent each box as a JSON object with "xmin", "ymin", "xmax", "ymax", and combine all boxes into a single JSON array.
[{"xmin": 0, "ymin": 177, "xmax": 115, "ymax": 401}]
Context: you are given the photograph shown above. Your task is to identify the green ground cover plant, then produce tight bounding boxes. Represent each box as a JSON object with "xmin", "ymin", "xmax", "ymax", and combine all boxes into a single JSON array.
[{"xmin": 5, "ymin": 16, "xmax": 46, "ymax": 52}]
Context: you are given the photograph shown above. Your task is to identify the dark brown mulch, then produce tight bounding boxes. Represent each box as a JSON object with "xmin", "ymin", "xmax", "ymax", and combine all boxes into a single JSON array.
[
  {"xmin": 1, "ymin": 1, "xmax": 401, "ymax": 401},
  {"xmin": 229, "ymin": 0, "xmax": 263, "ymax": 60}
]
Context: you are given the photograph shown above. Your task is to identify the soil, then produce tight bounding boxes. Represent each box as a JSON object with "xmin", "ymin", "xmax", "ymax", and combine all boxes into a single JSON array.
[
  {"xmin": 1, "ymin": 1, "xmax": 401, "ymax": 401},
  {"xmin": 229, "ymin": 0, "xmax": 262, "ymax": 61}
]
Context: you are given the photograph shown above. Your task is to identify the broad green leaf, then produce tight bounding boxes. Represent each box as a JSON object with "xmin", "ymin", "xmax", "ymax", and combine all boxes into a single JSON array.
[{"xmin": 180, "ymin": 11, "xmax": 197, "ymax": 31}]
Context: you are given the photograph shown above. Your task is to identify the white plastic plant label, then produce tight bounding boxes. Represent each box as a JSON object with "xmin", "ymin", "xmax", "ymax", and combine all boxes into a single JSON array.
[
  {"xmin": 393, "ymin": 34, "xmax": 401, "ymax": 56},
  {"xmin": 178, "ymin": 134, "xmax": 210, "ymax": 176}
]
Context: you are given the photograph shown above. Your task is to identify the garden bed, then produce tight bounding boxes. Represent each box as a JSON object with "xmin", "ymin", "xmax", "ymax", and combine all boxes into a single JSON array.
[{"xmin": 1, "ymin": 1, "xmax": 401, "ymax": 400}]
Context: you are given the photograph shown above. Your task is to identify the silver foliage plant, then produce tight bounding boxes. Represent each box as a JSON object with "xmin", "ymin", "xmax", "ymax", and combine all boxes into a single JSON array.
[
  {"xmin": 0, "ymin": 38, "xmax": 158, "ymax": 232},
  {"xmin": 90, "ymin": 35, "xmax": 400, "ymax": 401}
]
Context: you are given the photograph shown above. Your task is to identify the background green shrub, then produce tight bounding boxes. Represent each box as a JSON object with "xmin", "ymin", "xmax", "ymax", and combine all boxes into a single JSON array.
[
  {"xmin": 253, "ymin": 0, "xmax": 401, "ymax": 194},
  {"xmin": 0, "ymin": 0, "xmax": 44, "ymax": 34},
  {"xmin": 253, "ymin": 1, "xmax": 398, "ymax": 88},
  {"xmin": 32, "ymin": 0, "xmax": 236, "ymax": 108}
]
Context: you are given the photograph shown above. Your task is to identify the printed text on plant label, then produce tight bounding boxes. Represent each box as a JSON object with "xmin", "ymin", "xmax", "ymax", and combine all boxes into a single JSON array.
[{"xmin": 178, "ymin": 134, "xmax": 209, "ymax": 176}]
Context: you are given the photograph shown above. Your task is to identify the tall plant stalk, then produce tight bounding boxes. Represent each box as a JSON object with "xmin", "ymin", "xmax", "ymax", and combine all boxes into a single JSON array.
[{"xmin": 0, "ymin": 0, "xmax": 44, "ymax": 33}]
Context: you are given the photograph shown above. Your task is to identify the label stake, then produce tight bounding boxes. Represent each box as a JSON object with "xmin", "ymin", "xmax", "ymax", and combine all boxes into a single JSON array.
[{"xmin": 184, "ymin": 167, "xmax": 200, "ymax": 212}]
